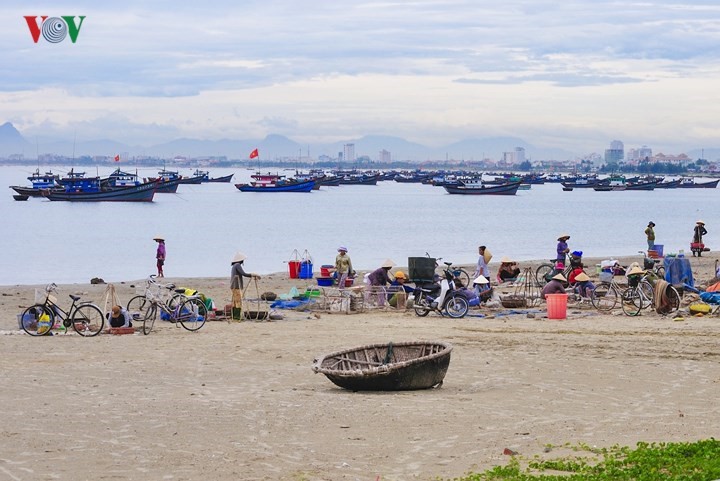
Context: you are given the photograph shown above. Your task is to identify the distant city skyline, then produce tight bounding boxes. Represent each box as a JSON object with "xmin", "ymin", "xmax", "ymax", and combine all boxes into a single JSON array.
[{"xmin": 2, "ymin": 1, "xmax": 720, "ymax": 155}]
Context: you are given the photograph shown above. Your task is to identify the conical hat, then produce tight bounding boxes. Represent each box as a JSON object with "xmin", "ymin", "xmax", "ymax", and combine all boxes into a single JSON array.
[
  {"xmin": 552, "ymin": 273, "xmax": 567, "ymax": 282},
  {"xmin": 697, "ymin": 220, "xmax": 705, "ymax": 225},
  {"xmin": 473, "ymin": 275, "xmax": 489, "ymax": 284},
  {"xmin": 381, "ymin": 259, "xmax": 395, "ymax": 268},
  {"xmin": 575, "ymin": 272, "xmax": 590, "ymax": 282},
  {"xmin": 627, "ymin": 266, "xmax": 645, "ymax": 276},
  {"xmin": 500, "ymin": 256, "xmax": 514, "ymax": 263},
  {"xmin": 557, "ymin": 234, "xmax": 570, "ymax": 241},
  {"xmin": 153, "ymin": 235, "xmax": 164, "ymax": 241},
  {"xmin": 231, "ymin": 251, "xmax": 247, "ymax": 264}
]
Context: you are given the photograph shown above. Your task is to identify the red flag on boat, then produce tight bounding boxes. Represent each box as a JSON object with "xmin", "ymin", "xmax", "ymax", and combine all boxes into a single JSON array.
[
  {"xmin": 114, "ymin": 154, "xmax": 120, "ymax": 162},
  {"xmin": 249, "ymin": 148, "xmax": 259, "ymax": 159}
]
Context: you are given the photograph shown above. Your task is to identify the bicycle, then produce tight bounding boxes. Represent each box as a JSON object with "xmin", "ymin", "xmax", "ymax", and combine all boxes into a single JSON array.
[
  {"xmin": 427, "ymin": 253, "xmax": 471, "ymax": 287},
  {"xmin": 535, "ymin": 255, "xmax": 579, "ymax": 286},
  {"xmin": 590, "ymin": 277, "xmax": 626, "ymax": 311},
  {"xmin": 622, "ymin": 273, "xmax": 680, "ymax": 316},
  {"xmin": 139, "ymin": 288, "xmax": 208, "ymax": 335},
  {"xmin": 20, "ymin": 283, "xmax": 104, "ymax": 337},
  {"xmin": 126, "ymin": 275, "xmax": 185, "ymax": 319}
]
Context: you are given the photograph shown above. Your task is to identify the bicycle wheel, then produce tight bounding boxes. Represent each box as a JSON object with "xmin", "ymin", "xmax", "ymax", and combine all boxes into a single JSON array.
[
  {"xmin": 413, "ymin": 292, "xmax": 431, "ymax": 317},
  {"xmin": 535, "ymin": 264, "xmax": 554, "ymax": 286},
  {"xmin": 127, "ymin": 295, "xmax": 151, "ymax": 319},
  {"xmin": 621, "ymin": 287, "xmax": 642, "ymax": 316},
  {"xmin": 177, "ymin": 298, "xmax": 207, "ymax": 331},
  {"xmin": 444, "ymin": 295, "xmax": 469, "ymax": 318},
  {"xmin": 168, "ymin": 293, "xmax": 185, "ymax": 310},
  {"xmin": 72, "ymin": 304, "xmax": 104, "ymax": 337},
  {"xmin": 142, "ymin": 304, "xmax": 157, "ymax": 335},
  {"xmin": 454, "ymin": 269, "xmax": 471, "ymax": 288},
  {"xmin": 591, "ymin": 283, "xmax": 618, "ymax": 311},
  {"xmin": 639, "ymin": 281, "xmax": 654, "ymax": 310},
  {"xmin": 20, "ymin": 304, "xmax": 55, "ymax": 336},
  {"xmin": 663, "ymin": 286, "xmax": 681, "ymax": 314}
]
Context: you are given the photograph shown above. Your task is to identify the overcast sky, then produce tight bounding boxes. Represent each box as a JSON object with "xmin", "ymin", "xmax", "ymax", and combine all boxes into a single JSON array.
[{"xmin": 3, "ymin": 1, "xmax": 720, "ymax": 154}]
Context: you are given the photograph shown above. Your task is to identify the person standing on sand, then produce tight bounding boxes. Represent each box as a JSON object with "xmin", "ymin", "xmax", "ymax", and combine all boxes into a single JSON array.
[
  {"xmin": 645, "ymin": 221, "xmax": 656, "ymax": 251},
  {"xmin": 154, "ymin": 236, "xmax": 166, "ymax": 277},
  {"xmin": 335, "ymin": 246, "xmax": 353, "ymax": 289},
  {"xmin": 230, "ymin": 252, "xmax": 260, "ymax": 319},
  {"xmin": 472, "ymin": 245, "xmax": 491, "ymax": 279},
  {"xmin": 693, "ymin": 220, "xmax": 708, "ymax": 256},
  {"xmin": 556, "ymin": 234, "xmax": 570, "ymax": 264}
]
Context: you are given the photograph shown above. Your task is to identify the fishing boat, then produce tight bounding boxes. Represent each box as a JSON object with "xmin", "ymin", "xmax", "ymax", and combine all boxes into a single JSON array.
[
  {"xmin": 561, "ymin": 177, "xmax": 602, "ymax": 189},
  {"xmin": 677, "ymin": 177, "xmax": 720, "ymax": 188},
  {"xmin": 654, "ymin": 179, "xmax": 680, "ymax": 189},
  {"xmin": 235, "ymin": 173, "xmax": 315, "ymax": 192},
  {"xmin": 191, "ymin": 168, "xmax": 210, "ymax": 182},
  {"xmin": 13, "ymin": 194, "xmax": 29, "ymax": 201},
  {"xmin": 101, "ymin": 168, "xmax": 141, "ymax": 189},
  {"xmin": 336, "ymin": 171, "xmax": 380, "ymax": 185},
  {"xmin": 206, "ymin": 173, "xmax": 234, "ymax": 183},
  {"xmin": 146, "ymin": 169, "xmax": 183, "ymax": 193},
  {"xmin": 312, "ymin": 341, "xmax": 452, "ymax": 391},
  {"xmin": 10, "ymin": 169, "xmax": 62, "ymax": 197},
  {"xmin": 443, "ymin": 181, "xmax": 521, "ymax": 195},
  {"xmin": 44, "ymin": 179, "xmax": 158, "ymax": 202}
]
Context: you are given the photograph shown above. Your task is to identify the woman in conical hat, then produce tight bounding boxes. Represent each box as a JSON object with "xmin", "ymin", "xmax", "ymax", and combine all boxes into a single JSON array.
[{"xmin": 230, "ymin": 252, "xmax": 260, "ymax": 318}]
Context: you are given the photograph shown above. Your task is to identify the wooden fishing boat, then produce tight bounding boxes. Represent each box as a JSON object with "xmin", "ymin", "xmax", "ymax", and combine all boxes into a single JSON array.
[
  {"xmin": 312, "ymin": 340, "xmax": 452, "ymax": 391},
  {"xmin": 44, "ymin": 180, "xmax": 158, "ymax": 202},
  {"xmin": 206, "ymin": 173, "xmax": 234, "ymax": 183},
  {"xmin": 13, "ymin": 194, "xmax": 29, "ymax": 201},
  {"xmin": 677, "ymin": 178, "xmax": 720, "ymax": 188},
  {"xmin": 10, "ymin": 168, "xmax": 62, "ymax": 197},
  {"xmin": 443, "ymin": 181, "xmax": 521, "ymax": 195}
]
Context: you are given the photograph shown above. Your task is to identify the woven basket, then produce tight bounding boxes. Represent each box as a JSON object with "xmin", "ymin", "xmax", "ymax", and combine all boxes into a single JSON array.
[{"xmin": 501, "ymin": 296, "xmax": 527, "ymax": 308}]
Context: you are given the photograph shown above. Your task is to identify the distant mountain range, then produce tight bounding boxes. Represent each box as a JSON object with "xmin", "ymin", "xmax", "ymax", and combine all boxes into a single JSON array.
[{"xmin": 0, "ymin": 121, "xmax": 716, "ymax": 162}]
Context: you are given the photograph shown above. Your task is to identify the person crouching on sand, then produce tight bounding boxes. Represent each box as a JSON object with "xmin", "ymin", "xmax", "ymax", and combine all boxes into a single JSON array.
[{"xmin": 542, "ymin": 273, "xmax": 567, "ymax": 299}]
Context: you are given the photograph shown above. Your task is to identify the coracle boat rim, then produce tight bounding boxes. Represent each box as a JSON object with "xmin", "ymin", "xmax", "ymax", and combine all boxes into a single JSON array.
[{"xmin": 311, "ymin": 340, "xmax": 452, "ymax": 378}]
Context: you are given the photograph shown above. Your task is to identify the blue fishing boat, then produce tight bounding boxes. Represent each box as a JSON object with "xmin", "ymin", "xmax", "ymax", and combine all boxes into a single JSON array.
[
  {"xmin": 44, "ymin": 179, "xmax": 158, "ymax": 202},
  {"xmin": 101, "ymin": 168, "xmax": 141, "ymax": 189},
  {"xmin": 235, "ymin": 173, "xmax": 315, "ymax": 192},
  {"xmin": 10, "ymin": 168, "xmax": 62, "ymax": 197},
  {"xmin": 443, "ymin": 181, "xmax": 521, "ymax": 195},
  {"xmin": 145, "ymin": 169, "xmax": 182, "ymax": 193}
]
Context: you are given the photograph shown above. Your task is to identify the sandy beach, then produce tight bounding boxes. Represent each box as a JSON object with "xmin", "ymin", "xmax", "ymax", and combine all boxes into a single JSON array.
[{"xmin": 1, "ymin": 254, "xmax": 719, "ymax": 481}]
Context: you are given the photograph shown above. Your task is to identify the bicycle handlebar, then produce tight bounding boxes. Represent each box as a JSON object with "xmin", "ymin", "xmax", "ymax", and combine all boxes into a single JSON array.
[{"xmin": 45, "ymin": 283, "xmax": 57, "ymax": 293}]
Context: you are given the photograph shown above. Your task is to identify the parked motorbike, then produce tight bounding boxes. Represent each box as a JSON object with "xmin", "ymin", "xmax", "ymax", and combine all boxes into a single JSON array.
[{"xmin": 412, "ymin": 263, "xmax": 469, "ymax": 318}]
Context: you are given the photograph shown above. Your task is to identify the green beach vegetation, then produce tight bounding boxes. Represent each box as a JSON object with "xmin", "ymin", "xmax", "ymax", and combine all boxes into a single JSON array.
[{"xmin": 449, "ymin": 439, "xmax": 720, "ymax": 481}]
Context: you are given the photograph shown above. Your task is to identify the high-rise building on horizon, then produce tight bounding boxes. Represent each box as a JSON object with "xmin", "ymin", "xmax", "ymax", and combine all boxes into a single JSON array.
[
  {"xmin": 343, "ymin": 143, "xmax": 355, "ymax": 163},
  {"xmin": 502, "ymin": 147, "xmax": 525, "ymax": 165},
  {"xmin": 379, "ymin": 149, "xmax": 391, "ymax": 162},
  {"xmin": 604, "ymin": 140, "xmax": 624, "ymax": 164}
]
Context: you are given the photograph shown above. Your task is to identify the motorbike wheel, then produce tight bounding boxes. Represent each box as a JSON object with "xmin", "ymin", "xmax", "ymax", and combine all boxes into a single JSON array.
[
  {"xmin": 444, "ymin": 295, "xmax": 469, "ymax": 318},
  {"xmin": 413, "ymin": 293, "xmax": 431, "ymax": 317}
]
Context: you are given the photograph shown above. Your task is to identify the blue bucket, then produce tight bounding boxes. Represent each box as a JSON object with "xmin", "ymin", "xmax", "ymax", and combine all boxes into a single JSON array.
[{"xmin": 299, "ymin": 261, "xmax": 313, "ymax": 279}]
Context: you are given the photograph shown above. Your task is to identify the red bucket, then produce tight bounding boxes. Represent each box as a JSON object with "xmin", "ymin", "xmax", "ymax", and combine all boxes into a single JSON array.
[
  {"xmin": 320, "ymin": 265, "xmax": 333, "ymax": 277},
  {"xmin": 288, "ymin": 260, "xmax": 301, "ymax": 279}
]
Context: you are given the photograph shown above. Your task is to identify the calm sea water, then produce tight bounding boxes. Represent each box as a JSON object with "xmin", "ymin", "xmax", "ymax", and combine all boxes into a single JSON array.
[{"xmin": 2, "ymin": 165, "xmax": 718, "ymax": 285}]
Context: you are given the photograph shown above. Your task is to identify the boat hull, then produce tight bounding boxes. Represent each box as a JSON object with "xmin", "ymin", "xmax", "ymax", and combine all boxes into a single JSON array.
[
  {"xmin": 443, "ymin": 181, "xmax": 521, "ymax": 195},
  {"xmin": 678, "ymin": 179, "xmax": 720, "ymax": 188},
  {"xmin": 206, "ymin": 174, "xmax": 234, "ymax": 183},
  {"xmin": 235, "ymin": 180, "xmax": 315, "ymax": 192},
  {"xmin": 10, "ymin": 186, "xmax": 62, "ymax": 197},
  {"xmin": 44, "ymin": 181, "xmax": 157, "ymax": 202},
  {"xmin": 312, "ymin": 341, "xmax": 452, "ymax": 391}
]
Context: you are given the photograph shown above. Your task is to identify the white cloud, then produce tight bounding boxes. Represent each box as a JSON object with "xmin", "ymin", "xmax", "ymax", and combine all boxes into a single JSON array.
[{"xmin": 2, "ymin": 0, "xmax": 720, "ymax": 153}]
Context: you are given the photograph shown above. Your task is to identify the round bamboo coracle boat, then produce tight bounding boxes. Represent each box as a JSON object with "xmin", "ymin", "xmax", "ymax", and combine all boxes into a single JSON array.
[{"xmin": 312, "ymin": 340, "xmax": 452, "ymax": 391}]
